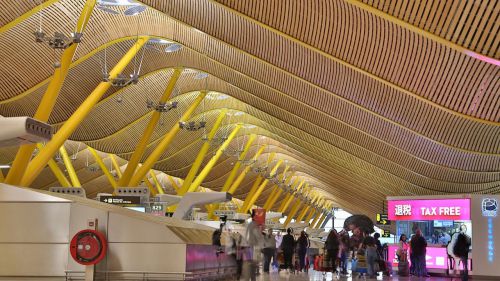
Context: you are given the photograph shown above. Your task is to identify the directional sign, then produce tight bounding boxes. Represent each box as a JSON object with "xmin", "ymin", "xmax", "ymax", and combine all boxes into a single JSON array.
[
  {"xmin": 99, "ymin": 196, "xmax": 141, "ymax": 205},
  {"xmin": 382, "ymin": 229, "xmax": 391, "ymax": 238},
  {"xmin": 376, "ymin": 213, "xmax": 391, "ymax": 225}
]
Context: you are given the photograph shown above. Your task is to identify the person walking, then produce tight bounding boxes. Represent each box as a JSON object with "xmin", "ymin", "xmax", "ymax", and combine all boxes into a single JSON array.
[
  {"xmin": 363, "ymin": 234, "xmax": 378, "ymax": 279},
  {"xmin": 274, "ymin": 231, "xmax": 282, "ymax": 270},
  {"xmin": 262, "ymin": 229, "xmax": 276, "ymax": 273},
  {"xmin": 339, "ymin": 230, "xmax": 350, "ymax": 275},
  {"xmin": 297, "ymin": 231, "xmax": 310, "ymax": 272},
  {"xmin": 410, "ymin": 229, "xmax": 428, "ymax": 277},
  {"xmin": 281, "ymin": 228, "xmax": 295, "ymax": 272},
  {"xmin": 453, "ymin": 225, "xmax": 471, "ymax": 281},
  {"xmin": 242, "ymin": 210, "xmax": 263, "ymax": 281},
  {"xmin": 325, "ymin": 229, "xmax": 340, "ymax": 273}
]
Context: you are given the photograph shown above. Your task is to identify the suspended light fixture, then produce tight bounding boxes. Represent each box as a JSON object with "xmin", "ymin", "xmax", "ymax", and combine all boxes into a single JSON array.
[
  {"xmin": 179, "ymin": 121, "xmax": 207, "ymax": 131},
  {"xmin": 96, "ymin": 0, "xmax": 146, "ymax": 16},
  {"xmin": 146, "ymin": 99, "xmax": 178, "ymax": 112}
]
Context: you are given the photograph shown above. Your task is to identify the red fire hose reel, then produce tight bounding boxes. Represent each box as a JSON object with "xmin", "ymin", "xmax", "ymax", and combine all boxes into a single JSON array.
[{"xmin": 70, "ymin": 229, "xmax": 107, "ymax": 265}]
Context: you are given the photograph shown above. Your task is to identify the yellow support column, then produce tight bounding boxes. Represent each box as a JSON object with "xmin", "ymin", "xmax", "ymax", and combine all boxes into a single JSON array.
[
  {"xmin": 186, "ymin": 124, "xmax": 243, "ymax": 193},
  {"xmin": 47, "ymin": 159, "xmax": 72, "ymax": 187},
  {"xmin": 208, "ymin": 134, "xmax": 257, "ymax": 219},
  {"xmin": 109, "ymin": 154, "xmax": 122, "ymax": 178},
  {"xmin": 119, "ymin": 68, "xmax": 183, "ymax": 186},
  {"xmin": 283, "ymin": 199, "xmax": 303, "ymax": 228},
  {"xmin": 311, "ymin": 213, "xmax": 323, "ymax": 228},
  {"xmin": 20, "ymin": 37, "xmax": 149, "ymax": 187},
  {"xmin": 315, "ymin": 213, "xmax": 329, "ymax": 229},
  {"xmin": 59, "ymin": 145, "xmax": 81, "ymax": 187},
  {"xmin": 88, "ymin": 147, "xmax": 118, "ymax": 189},
  {"xmin": 221, "ymin": 134, "xmax": 257, "ymax": 192},
  {"xmin": 239, "ymin": 176, "xmax": 263, "ymax": 213},
  {"xmin": 129, "ymin": 92, "xmax": 206, "ymax": 186},
  {"xmin": 149, "ymin": 170, "xmax": 164, "ymax": 194},
  {"xmin": 243, "ymin": 159, "xmax": 284, "ymax": 213},
  {"xmin": 35, "ymin": 143, "xmax": 71, "ymax": 187},
  {"xmin": 143, "ymin": 176, "xmax": 157, "ymax": 197},
  {"xmin": 277, "ymin": 177, "xmax": 299, "ymax": 212},
  {"xmin": 178, "ymin": 109, "xmax": 227, "ymax": 195},
  {"xmin": 296, "ymin": 205, "xmax": 311, "ymax": 222},
  {"xmin": 227, "ymin": 145, "xmax": 267, "ymax": 195},
  {"xmin": 239, "ymin": 152, "xmax": 276, "ymax": 212},
  {"xmin": 0, "ymin": 169, "xmax": 4, "ymax": 182},
  {"xmin": 166, "ymin": 174, "xmax": 180, "ymax": 193},
  {"xmin": 263, "ymin": 168, "xmax": 292, "ymax": 210},
  {"xmin": 5, "ymin": 0, "xmax": 97, "ymax": 185},
  {"xmin": 280, "ymin": 180, "xmax": 305, "ymax": 213}
]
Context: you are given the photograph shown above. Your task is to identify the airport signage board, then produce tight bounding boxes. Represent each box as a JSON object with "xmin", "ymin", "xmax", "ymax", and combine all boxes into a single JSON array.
[
  {"xmin": 99, "ymin": 195, "xmax": 141, "ymax": 205},
  {"xmin": 388, "ymin": 198, "xmax": 470, "ymax": 221}
]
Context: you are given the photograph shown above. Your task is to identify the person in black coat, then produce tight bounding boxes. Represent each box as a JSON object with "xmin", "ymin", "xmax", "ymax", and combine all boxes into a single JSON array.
[{"xmin": 281, "ymin": 228, "xmax": 295, "ymax": 271}]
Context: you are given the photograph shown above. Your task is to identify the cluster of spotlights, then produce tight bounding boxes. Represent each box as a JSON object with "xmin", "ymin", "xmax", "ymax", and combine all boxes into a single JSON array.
[
  {"xmin": 103, "ymin": 72, "xmax": 139, "ymax": 87},
  {"xmin": 179, "ymin": 121, "xmax": 207, "ymax": 131},
  {"xmin": 146, "ymin": 100, "xmax": 178, "ymax": 112}
]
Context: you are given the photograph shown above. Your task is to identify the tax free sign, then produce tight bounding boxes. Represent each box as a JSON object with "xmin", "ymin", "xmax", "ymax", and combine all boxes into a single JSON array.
[{"xmin": 388, "ymin": 199, "xmax": 471, "ymax": 221}]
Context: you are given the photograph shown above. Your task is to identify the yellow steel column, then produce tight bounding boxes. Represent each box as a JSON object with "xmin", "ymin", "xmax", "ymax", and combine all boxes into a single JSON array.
[
  {"xmin": 178, "ymin": 109, "xmax": 227, "ymax": 195},
  {"xmin": 311, "ymin": 213, "xmax": 323, "ymax": 228},
  {"xmin": 283, "ymin": 199, "xmax": 303, "ymax": 228},
  {"xmin": 280, "ymin": 180, "xmax": 305, "ymax": 213},
  {"xmin": 186, "ymin": 124, "xmax": 243, "ymax": 193},
  {"xmin": 208, "ymin": 134, "xmax": 257, "ymax": 219},
  {"xmin": 239, "ymin": 152, "xmax": 276, "ymax": 212},
  {"xmin": 129, "ymin": 92, "xmax": 206, "ymax": 186},
  {"xmin": 221, "ymin": 134, "xmax": 257, "ymax": 192},
  {"xmin": 239, "ymin": 176, "xmax": 263, "ymax": 213},
  {"xmin": 109, "ymin": 154, "xmax": 122, "ymax": 178},
  {"xmin": 47, "ymin": 159, "xmax": 71, "ymax": 187},
  {"xmin": 227, "ymin": 145, "xmax": 267, "ymax": 195},
  {"xmin": 5, "ymin": 0, "xmax": 97, "ymax": 185},
  {"xmin": 297, "ymin": 193, "xmax": 320, "ymax": 222},
  {"xmin": 20, "ymin": 37, "xmax": 149, "ymax": 187},
  {"xmin": 35, "ymin": 143, "xmax": 71, "ymax": 187},
  {"xmin": 166, "ymin": 174, "xmax": 180, "ymax": 193},
  {"xmin": 304, "ymin": 207, "xmax": 317, "ymax": 223},
  {"xmin": 88, "ymin": 147, "xmax": 117, "ymax": 189},
  {"xmin": 143, "ymin": 176, "xmax": 157, "ymax": 197},
  {"xmin": 315, "ymin": 213, "xmax": 329, "ymax": 229},
  {"xmin": 149, "ymin": 170, "xmax": 164, "ymax": 194},
  {"xmin": 119, "ymin": 68, "xmax": 183, "ymax": 186},
  {"xmin": 243, "ymin": 159, "xmax": 284, "ymax": 213},
  {"xmin": 263, "ymin": 167, "xmax": 290, "ymax": 210},
  {"xmin": 0, "ymin": 169, "xmax": 4, "ymax": 182},
  {"xmin": 277, "ymin": 177, "xmax": 299, "ymax": 212},
  {"xmin": 59, "ymin": 145, "xmax": 81, "ymax": 187}
]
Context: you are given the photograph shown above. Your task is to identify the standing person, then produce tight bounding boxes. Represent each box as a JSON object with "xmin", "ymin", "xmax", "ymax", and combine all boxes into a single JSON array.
[
  {"xmin": 262, "ymin": 229, "xmax": 276, "ymax": 273},
  {"xmin": 242, "ymin": 210, "xmax": 263, "ymax": 281},
  {"xmin": 274, "ymin": 231, "xmax": 283, "ymax": 270},
  {"xmin": 297, "ymin": 231, "xmax": 310, "ymax": 272},
  {"xmin": 363, "ymin": 234, "xmax": 378, "ymax": 279},
  {"xmin": 410, "ymin": 229, "xmax": 428, "ymax": 277},
  {"xmin": 226, "ymin": 231, "xmax": 243, "ymax": 280},
  {"xmin": 281, "ymin": 228, "xmax": 295, "ymax": 272},
  {"xmin": 396, "ymin": 234, "xmax": 409, "ymax": 261},
  {"xmin": 373, "ymin": 233, "xmax": 383, "ymax": 257},
  {"xmin": 453, "ymin": 225, "xmax": 471, "ymax": 281},
  {"xmin": 325, "ymin": 229, "xmax": 340, "ymax": 273},
  {"xmin": 339, "ymin": 230, "xmax": 350, "ymax": 275}
]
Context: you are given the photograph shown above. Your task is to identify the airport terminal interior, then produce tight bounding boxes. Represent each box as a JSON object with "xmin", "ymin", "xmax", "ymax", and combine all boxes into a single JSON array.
[{"xmin": 0, "ymin": 0, "xmax": 499, "ymax": 280}]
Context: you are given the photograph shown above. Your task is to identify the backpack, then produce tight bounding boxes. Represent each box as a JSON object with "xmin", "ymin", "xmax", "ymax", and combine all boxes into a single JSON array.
[{"xmin": 453, "ymin": 233, "xmax": 470, "ymax": 257}]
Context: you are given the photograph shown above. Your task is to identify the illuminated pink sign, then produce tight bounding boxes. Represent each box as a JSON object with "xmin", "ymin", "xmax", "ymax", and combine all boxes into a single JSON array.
[
  {"xmin": 387, "ymin": 245, "xmax": 448, "ymax": 269},
  {"xmin": 388, "ymin": 199, "xmax": 470, "ymax": 221}
]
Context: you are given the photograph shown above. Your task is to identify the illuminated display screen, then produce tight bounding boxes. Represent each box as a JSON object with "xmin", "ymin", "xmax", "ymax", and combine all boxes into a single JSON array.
[{"xmin": 388, "ymin": 199, "xmax": 470, "ymax": 221}]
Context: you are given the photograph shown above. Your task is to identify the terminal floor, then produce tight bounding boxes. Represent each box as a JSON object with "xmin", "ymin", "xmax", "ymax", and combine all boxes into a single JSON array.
[{"xmin": 253, "ymin": 270, "xmax": 482, "ymax": 281}]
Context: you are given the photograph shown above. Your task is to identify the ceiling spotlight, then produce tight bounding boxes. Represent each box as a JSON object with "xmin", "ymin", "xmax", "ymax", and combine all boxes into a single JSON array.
[
  {"xmin": 103, "ymin": 72, "xmax": 139, "ymax": 87},
  {"xmin": 165, "ymin": 43, "xmax": 182, "ymax": 53},
  {"xmin": 124, "ymin": 5, "xmax": 146, "ymax": 16},
  {"xmin": 194, "ymin": 72, "xmax": 209, "ymax": 80},
  {"xmin": 34, "ymin": 31, "xmax": 82, "ymax": 50},
  {"xmin": 146, "ymin": 100, "xmax": 178, "ymax": 112},
  {"xmin": 179, "ymin": 121, "xmax": 206, "ymax": 131}
]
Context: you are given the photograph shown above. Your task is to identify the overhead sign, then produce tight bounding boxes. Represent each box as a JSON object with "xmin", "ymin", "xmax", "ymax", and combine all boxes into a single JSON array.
[
  {"xmin": 482, "ymin": 198, "xmax": 498, "ymax": 217},
  {"xmin": 99, "ymin": 196, "xmax": 141, "ymax": 205},
  {"xmin": 382, "ymin": 229, "xmax": 391, "ymax": 238},
  {"xmin": 376, "ymin": 213, "xmax": 390, "ymax": 225},
  {"xmin": 214, "ymin": 210, "xmax": 236, "ymax": 217},
  {"xmin": 388, "ymin": 199, "xmax": 470, "ymax": 221}
]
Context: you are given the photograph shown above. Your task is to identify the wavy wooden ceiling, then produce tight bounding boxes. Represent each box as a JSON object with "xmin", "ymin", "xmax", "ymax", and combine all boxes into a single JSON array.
[{"xmin": 0, "ymin": 0, "xmax": 499, "ymax": 216}]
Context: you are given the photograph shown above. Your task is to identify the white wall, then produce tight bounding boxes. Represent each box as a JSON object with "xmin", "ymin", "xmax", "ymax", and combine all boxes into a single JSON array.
[{"xmin": 471, "ymin": 195, "xmax": 500, "ymax": 277}]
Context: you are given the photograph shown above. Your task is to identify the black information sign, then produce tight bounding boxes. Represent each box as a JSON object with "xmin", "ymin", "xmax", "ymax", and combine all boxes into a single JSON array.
[
  {"xmin": 376, "ymin": 213, "xmax": 391, "ymax": 225},
  {"xmin": 382, "ymin": 229, "xmax": 391, "ymax": 238},
  {"xmin": 99, "ymin": 196, "xmax": 141, "ymax": 205}
]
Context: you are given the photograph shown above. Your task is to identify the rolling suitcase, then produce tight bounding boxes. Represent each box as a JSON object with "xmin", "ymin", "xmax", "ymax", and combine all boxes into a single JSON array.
[{"xmin": 398, "ymin": 260, "xmax": 409, "ymax": 276}]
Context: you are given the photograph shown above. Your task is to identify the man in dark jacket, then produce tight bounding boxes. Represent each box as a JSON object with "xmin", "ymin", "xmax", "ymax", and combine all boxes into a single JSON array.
[
  {"xmin": 281, "ymin": 228, "xmax": 295, "ymax": 272},
  {"xmin": 410, "ymin": 229, "xmax": 428, "ymax": 277}
]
